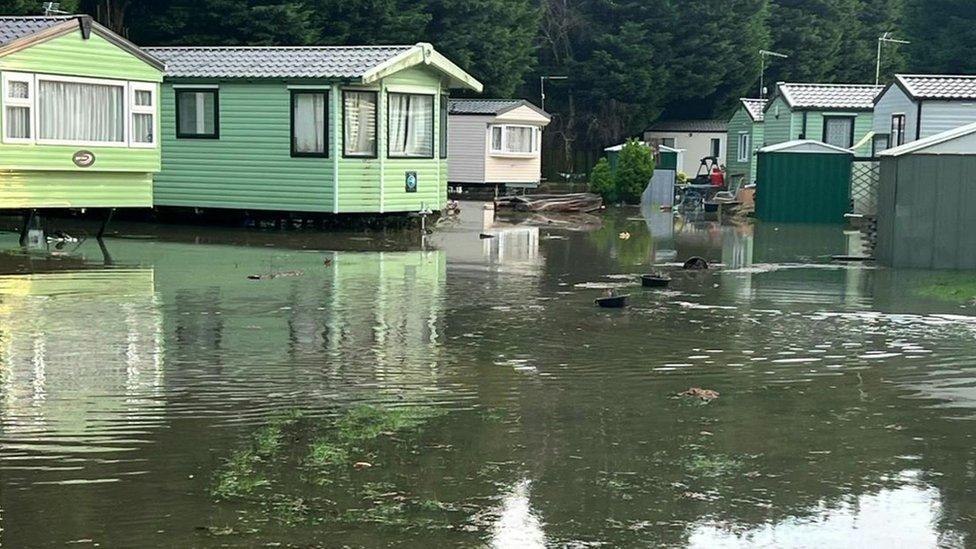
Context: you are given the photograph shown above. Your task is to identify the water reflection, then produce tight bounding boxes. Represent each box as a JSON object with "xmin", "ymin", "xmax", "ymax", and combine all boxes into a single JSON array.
[
  {"xmin": 0, "ymin": 269, "xmax": 163, "ymax": 458},
  {"xmin": 1, "ymin": 208, "xmax": 976, "ymax": 546},
  {"xmin": 689, "ymin": 476, "xmax": 961, "ymax": 548}
]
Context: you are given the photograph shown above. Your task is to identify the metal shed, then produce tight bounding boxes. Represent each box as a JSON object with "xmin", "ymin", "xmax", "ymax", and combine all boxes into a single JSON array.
[
  {"xmin": 876, "ymin": 122, "xmax": 976, "ymax": 269},
  {"xmin": 755, "ymin": 140, "xmax": 854, "ymax": 223}
]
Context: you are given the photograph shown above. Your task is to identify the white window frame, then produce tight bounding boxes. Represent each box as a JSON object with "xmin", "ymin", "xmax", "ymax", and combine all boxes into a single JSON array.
[
  {"xmin": 489, "ymin": 124, "xmax": 539, "ymax": 157},
  {"xmin": 129, "ymin": 82, "xmax": 158, "ymax": 148},
  {"xmin": 34, "ymin": 73, "xmax": 130, "ymax": 148},
  {"xmin": 2, "ymin": 71, "xmax": 34, "ymax": 144},
  {"xmin": 737, "ymin": 132, "xmax": 750, "ymax": 162}
]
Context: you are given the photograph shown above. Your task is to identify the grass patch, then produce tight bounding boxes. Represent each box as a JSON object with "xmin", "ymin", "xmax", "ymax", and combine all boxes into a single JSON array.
[{"xmin": 915, "ymin": 274, "xmax": 976, "ymax": 303}]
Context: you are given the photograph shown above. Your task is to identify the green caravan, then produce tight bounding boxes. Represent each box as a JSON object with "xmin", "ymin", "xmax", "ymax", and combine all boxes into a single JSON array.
[
  {"xmin": 146, "ymin": 43, "xmax": 482, "ymax": 215},
  {"xmin": 0, "ymin": 15, "xmax": 164, "ymax": 209}
]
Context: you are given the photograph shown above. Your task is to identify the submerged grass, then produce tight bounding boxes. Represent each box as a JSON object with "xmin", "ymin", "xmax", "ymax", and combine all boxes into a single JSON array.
[
  {"xmin": 915, "ymin": 274, "xmax": 976, "ymax": 303},
  {"xmin": 209, "ymin": 402, "xmax": 453, "ymax": 532}
]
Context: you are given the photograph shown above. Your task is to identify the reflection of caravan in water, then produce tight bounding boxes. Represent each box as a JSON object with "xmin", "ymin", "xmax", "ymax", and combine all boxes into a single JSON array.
[{"xmin": 0, "ymin": 269, "xmax": 163, "ymax": 454}]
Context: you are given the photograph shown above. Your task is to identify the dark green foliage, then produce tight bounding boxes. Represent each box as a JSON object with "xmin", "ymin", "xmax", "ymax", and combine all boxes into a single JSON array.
[
  {"xmin": 590, "ymin": 141, "xmax": 653, "ymax": 205},
  {"xmin": 904, "ymin": 0, "xmax": 976, "ymax": 74},
  {"xmin": 589, "ymin": 158, "xmax": 615, "ymax": 203}
]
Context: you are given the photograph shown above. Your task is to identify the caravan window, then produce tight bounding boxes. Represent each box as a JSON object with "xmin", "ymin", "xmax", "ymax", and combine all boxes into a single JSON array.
[
  {"xmin": 737, "ymin": 132, "xmax": 750, "ymax": 162},
  {"xmin": 291, "ymin": 90, "xmax": 328, "ymax": 157},
  {"xmin": 490, "ymin": 125, "xmax": 537, "ymax": 155},
  {"xmin": 823, "ymin": 116, "xmax": 855, "ymax": 148},
  {"xmin": 388, "ymin": 92, "xmax": 434, "ymax": 158},
  {"xmin": 343, "ymin": 90, "xmax": 377, "ymax": 157},
  {"xmin": 891, "ymin": 114, "xmax": 906, "ymax": 147},
  {"xmin": 3, "ymin": 72, "xmax": 32, "ymax": 142},
  {"xmin": 176, "ymin": 88, "xmax": 219, "ymax": 139}
]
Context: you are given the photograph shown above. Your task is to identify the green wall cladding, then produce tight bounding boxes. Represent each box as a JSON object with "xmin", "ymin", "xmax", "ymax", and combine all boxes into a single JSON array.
[
  {"xmin": 762, "ymin": 96, "xmax": 874, "ymax": 158},
  {"xmin": 0, "ymin": 28, "xmax": 162, "ymax": 209},
  {"xmin": 726, "ymin": 106, "xmax": 756, "ymax": 184},
  {"xmin": 156, "ymin": 66, "xmax": 450, "ymax": 214},
  {"xmin": 0, "ymin": 171, "xmax": 152, "ymax": 208},
  {"xmin": 0, "ymin": 30, "xmax": 162, "ymax": 83},
  {"xmin": 755, "ymin": 152, "xmax": 852, "ymax": 224}
]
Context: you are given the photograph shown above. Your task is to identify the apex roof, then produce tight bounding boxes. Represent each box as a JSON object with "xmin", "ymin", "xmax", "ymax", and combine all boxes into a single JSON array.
[
  {"xmin": 773, "ymin": 83, "xmax": 884, "ymax": 111},
  {"xmin": 145, "ymin": 43, "xmax": 483, "ymax": 91},
  {"xmin": 0, "ymin": 15, "xmax": 164, "ymax": 71},
  {"xmin": 894, "ymin": 74, "xmax": 976, "ymax": 100},
  {"xmin": 645, "ymin": 119, "xmax": 727, "ymax": 133},
  {"xmin": 740, "ymin": 98, "xmax": 767, "ymax": 122},
  {"xmin": 448, "ymin": 98, "xmax": 549, "ymax": 119},
  {"xmin": 0, "ymin": 15, "xmax": 73, "ymax": 45}
]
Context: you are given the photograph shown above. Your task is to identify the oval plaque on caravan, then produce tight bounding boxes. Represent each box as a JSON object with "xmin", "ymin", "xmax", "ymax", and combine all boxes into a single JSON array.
[{"xmin": 72, "ymin": 150, "xmax": 95, "ymax": 168}]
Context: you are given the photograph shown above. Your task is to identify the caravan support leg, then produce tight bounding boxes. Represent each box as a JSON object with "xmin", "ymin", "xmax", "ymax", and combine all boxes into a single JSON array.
[
  {"xmin": 19, "ymin": 209, "xmax": 36, "ymax": 247},
  {"xmin": 97, "ymin": 208, "xmax": 115, "ymax": 240}
]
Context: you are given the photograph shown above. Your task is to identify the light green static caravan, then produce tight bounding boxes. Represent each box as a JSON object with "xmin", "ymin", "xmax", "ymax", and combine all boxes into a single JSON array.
[
  {"xmin": 763, "ymin": 83, "xmax": 883, "ymax": 159},
  {"xmin": 0, "ymin": 16, "xmax": 164, "ymax": 209},
  {"xmin": 726, "ymin": 98, "xmax": 765, "ymax": 185},
  {"xmin": 146, "ymin": 43, "xmax": 482, "ymax": 215}
]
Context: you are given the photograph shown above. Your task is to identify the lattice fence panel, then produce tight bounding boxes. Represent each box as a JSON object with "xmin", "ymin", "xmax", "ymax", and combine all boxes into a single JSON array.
[{"xmin": 851, "ymin": 160, "xmax": 880, "ymax": 216}]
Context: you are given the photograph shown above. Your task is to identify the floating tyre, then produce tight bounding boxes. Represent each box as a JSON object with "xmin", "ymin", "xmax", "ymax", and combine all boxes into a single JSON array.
[
  {"xmin": 683, "ymin": 257, "xmax": 709, "ymax": 270},
  {"xmin": 595, "ymin": 295, "xmax": 629, "ymax": 308},
  {"xmin": 641, "ymin": 274, "xmax": 671, "ymax": 288}
]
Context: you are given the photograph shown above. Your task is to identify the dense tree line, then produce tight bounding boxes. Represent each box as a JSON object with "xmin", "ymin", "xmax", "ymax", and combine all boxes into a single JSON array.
[{"xmin": 1, "ymin": 0, "xmax": 969, "ymax": 174}]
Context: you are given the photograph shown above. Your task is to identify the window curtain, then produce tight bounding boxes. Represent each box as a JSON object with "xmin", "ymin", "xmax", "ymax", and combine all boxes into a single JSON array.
[
  {"xmin": 132, "ymin": 113, "xmax": 153, "ymax": 143},
  {"xmin": 5, "ymin": 107, "xmax": 29, "ymax": 138},
  {"xmin": 491, "ymin": 126, "xmax": 503, "ymax": 150},
  {"xmin": 344, "ymin": 91, "xmax": 376, "ymax": 156},
  {"xmin": 389, "ymin": 93, "xmax": 432, "ymax": 157},
  {"xmin": 38, "ymin": 80, "xmax": 123, "ymax": 142},
  {"xmin": 506, "ymin": 127, "xmax": 533, "ymax": 153},
  {"xmin": 177, "ymin": 91, "xmax": 215, "ymax": 136},
  {"xmin": 389, "ymin": 93, "xmax": 410, "ymax": 155},
  {"xmin": 825, "ymin": 118, "xmax": 853, "ymax": 148},
  {"xmin": 294, "ymin": 93, "xmax": 326, "ymax": 154}
]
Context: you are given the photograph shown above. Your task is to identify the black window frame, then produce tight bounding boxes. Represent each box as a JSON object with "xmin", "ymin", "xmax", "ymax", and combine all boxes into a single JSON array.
[
  {"xmin": 290, "ymin": 89, "xmax": 329, "ymax": 158},
  {"xmin": 822, "ymin": 115, "xmax": 856, "ymax": 148},
  {"xmin": 341, "ymin": 89, "xmax": 379, "ymax": 159},
  {"xmin": 439, "ymin": 95, "xmax": 448, "ymax": 159},
  {"xmin": 891, "ymin": 114, "xmax": 907, "ymax": 147},
  {"xmin": 175, "ymin": 88, "xmax": 219, "ymax": 140},
  {"xmin": 386, "ymin": 91, "xmax": 436, "ymax": 160},
  {"xmin": 710, "ymin": 137, "xmax": 721, "ymax": 158}
]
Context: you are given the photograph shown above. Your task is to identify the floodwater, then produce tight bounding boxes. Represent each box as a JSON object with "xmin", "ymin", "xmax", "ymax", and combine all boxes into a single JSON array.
[{"xmin": 2, "ymin": 204, "xmax": 976, "ymax": 547}]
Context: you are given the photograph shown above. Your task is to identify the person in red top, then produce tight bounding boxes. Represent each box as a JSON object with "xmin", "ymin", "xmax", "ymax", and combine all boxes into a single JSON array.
[{"xmin": 710, "ymin": 165, "xmax": 725, "ymax": 188}]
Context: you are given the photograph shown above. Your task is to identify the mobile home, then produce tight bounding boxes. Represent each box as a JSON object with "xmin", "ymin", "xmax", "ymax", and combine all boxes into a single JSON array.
[
  {"xmin": 0, "ymin": 15, "xmax": 164, "ymax": 210},
  {"xmin": 145, "ymin": 43, "xmax": 482, "ymax": 214},
  {"xmin": 873, "ymin": 74, "xmax": 976, "ymax": 154},
  {"xmin": 726, "ymin": 98, "xmax": 766, "ymax": 185},
  {"xmin": 763, "ymin": 83, "xmax": 882, "ymax": 157},
  {"xmin": 643, "ymin": 119, "xmax": 727, "ymax": 175},
  {"xmin": 446, "ymin": 99, "xmax": 550, "ymax": 189}
]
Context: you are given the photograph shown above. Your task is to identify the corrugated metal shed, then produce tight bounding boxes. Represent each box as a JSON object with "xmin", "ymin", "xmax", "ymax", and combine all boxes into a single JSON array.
[
  {"xmin": 755, "ymin": 140, "xmax": 854, "ymax": 223},
  {"xmin": 877, "ymin": 122, "xmax": 976, "ymax": 269}
]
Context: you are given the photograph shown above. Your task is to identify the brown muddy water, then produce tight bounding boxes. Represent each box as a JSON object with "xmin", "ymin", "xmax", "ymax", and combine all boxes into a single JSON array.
[{"xmin": 2, "ymin": 203, "xmax": 976, "ymax": 548}]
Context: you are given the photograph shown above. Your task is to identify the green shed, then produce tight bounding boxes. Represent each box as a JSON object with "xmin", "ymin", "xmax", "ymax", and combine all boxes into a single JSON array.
[
  {"xmin": 755, "ymin": 140, "xmax": 854, "ymax": 224},
  {"xmin": 145, "ymin": 43, "xmax": 482, "ymax": 215},
  {"xmin": 0, "ymin": 15, "xmax": 164, "ymax": 210}
]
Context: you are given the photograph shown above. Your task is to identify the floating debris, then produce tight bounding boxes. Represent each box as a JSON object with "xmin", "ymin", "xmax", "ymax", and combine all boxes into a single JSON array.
[
  {"xmin": 683, "ymin": 257, "xmax": 709, "ymax": 270},
  {"xmin": 619, "ymin": 232, "xmax": 631, "ymax": 240},
  {"xmin": 353, "ymin": 461, "xmax": 373, "ymax": 470},
  {"xmin": 246, "ymin": 270, "xmax": 305, "ymax": 281},
  {"xmin": 679, "ymin": 387, "xmax": 720, "ymax": 401}
]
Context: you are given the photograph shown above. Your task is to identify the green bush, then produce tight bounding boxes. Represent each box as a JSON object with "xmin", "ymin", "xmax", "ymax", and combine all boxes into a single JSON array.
[
  {"xmin": 616, "ymin": 140, "xmax": 655, "ymax": 204},
  {"xmin": 589, "ymin": 158, "xmax": 616, "ymax": 203},
  {"xmin": 589, "ymin": 140, "xmax": 655, "ymax": 205}
]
